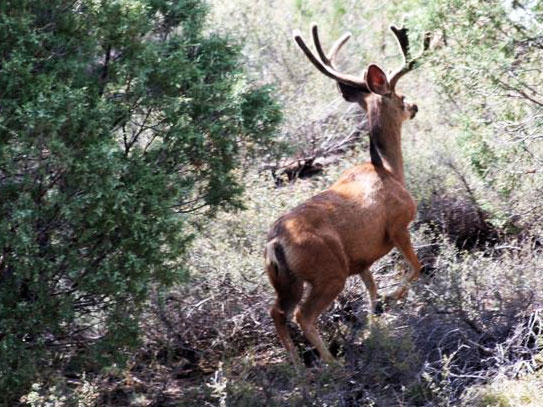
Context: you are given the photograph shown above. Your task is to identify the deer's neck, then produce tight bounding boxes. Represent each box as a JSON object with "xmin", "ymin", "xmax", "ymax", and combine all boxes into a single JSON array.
[{"xmin": 367, "ymin": 106, "xmax": 405, "ymax": 185}]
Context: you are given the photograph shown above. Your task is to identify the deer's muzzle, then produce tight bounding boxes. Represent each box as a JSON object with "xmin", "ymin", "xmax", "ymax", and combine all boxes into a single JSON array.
[{"xmin": 410, "ymin": 104, "xmax": 418, "ymax": 119}]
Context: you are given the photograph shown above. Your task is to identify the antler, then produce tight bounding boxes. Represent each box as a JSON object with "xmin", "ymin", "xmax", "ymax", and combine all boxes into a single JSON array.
[
  {"xmin": 389, "ymin": 26, "xmax": 431, "ymax": 90},
  {"xmin": 293, "ymin": 23, "xmax": 369, "ymax": 91}
]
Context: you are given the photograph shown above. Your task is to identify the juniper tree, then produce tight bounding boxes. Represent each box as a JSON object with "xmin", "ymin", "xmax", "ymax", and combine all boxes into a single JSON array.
[{"xmin": 0, "ymin": 0, "xmax": 281, "ymax": 400}]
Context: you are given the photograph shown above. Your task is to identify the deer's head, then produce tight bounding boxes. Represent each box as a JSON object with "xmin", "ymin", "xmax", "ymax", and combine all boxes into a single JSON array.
[{"xmin": 293, "ymin": 24, "xmax": 430, "ymax": 125}]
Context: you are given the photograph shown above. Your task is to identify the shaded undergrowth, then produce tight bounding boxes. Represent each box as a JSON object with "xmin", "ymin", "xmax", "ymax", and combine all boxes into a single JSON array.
[
  {"xmin": 18, "ymin": 166, "xmax": 543, "ymax": 406},
  {"xmin": 67, "ymin": 237, "xmax": 542, "ymax": 406}
]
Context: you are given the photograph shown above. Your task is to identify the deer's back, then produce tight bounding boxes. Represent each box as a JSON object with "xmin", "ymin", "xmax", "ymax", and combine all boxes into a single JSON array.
[{"xmin": 268, "ymin": 163, "xmax": 416, "ymax": 280}]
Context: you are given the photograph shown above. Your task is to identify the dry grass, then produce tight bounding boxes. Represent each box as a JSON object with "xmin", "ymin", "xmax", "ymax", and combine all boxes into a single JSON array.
[
  {"xmin": 34, "ymin": 165, "xmax": 536, "ymax": 407},
  {"xmin": 19, "ymin": 164, "xmax": 543, "ymax": 407}
]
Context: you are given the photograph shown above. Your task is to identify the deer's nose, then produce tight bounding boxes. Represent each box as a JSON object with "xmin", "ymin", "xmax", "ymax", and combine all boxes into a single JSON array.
[{"xmin": 410, "ymin": 104, "xmax": 418, "ymax": 119}]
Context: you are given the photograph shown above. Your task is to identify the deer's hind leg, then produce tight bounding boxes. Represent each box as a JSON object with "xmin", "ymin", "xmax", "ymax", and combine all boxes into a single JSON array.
[
  {"xmin": 270, "ymin": 277, "xmax": 304, "ymax": 364},
  {"xmin": 294, "ymin": 239, "xmax": 347, "ymax": 363},
  {"xmin": 295, "ymin": 276, "xmax": 345, "ymax": 363}
]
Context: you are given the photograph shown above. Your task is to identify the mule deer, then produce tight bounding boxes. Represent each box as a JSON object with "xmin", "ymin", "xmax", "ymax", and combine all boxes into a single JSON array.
[{"xmin": 265, "ymin": 23, "xmax": 430, "ymax": 364}]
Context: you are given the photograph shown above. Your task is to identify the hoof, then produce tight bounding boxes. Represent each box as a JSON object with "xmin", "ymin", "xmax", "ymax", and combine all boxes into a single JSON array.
[
  {"xmin": 302, "ymin": 348, "xmax": 320, "ymax": 367},
  {"xmin": 421, "ymin": 264, "xmax": 436, "ymax": 277},
  {"xmin": 374, "ymin": 299, "xmax": 385, "ymax": 315}
]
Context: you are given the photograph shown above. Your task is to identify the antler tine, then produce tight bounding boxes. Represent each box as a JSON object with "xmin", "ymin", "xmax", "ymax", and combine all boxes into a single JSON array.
[
  {"xmin": 310, "ymin": 23, "xmax": 352, "ymax": 68},
  {"xmin": 293, "ymin": 30, "xmax": 340, "ymax": 80},
  {"xmin": 389, "ymin": 26, "xmax": 431, "ymax": 90},
  {"xmin": 311, "ymin": 23, "xmax": 329, "ymax": 65},
  {"xmin": 422, "ymin": 31, "xmax": 432, "ymax": 51},
  {"xmin": 293, "ymin": 26, "xmax": 367, "ymax": 90},
  {"xmin": 328, "ymin": 32, "xmax": 352, "ymax": 66},
  {"xmin": 390, "ymin": 25, "xmax": 411, "ymax": 65}
]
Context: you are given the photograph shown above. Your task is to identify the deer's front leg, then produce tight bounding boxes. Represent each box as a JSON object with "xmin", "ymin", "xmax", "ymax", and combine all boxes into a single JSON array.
[
  {"xmin": 360, "ymin": 268, "xmax": 379, "ymax": 313},
  {"xmin": 388, "ymin": 229, "xmax": 422, "ymax": 302}
]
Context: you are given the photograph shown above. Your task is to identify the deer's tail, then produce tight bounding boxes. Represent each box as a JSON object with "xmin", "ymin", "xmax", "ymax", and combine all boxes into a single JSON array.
[{"xmin": 265, "ymin": 238, "xmax": 296, "ymax": 290}]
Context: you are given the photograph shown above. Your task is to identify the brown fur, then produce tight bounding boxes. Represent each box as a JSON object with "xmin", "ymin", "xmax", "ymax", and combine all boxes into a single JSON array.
[{"xmin": 266, "ymin": 25, "xmax": 424, "ymax": 364}]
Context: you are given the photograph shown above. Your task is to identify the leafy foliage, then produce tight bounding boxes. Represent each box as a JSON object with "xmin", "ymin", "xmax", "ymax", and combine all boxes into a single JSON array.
[
  {"xmin": 0, "ymin": 0, "xmax": 281, "ymax": 402},
  {"xmin": 404, "ymin": 0, "xmax": 543, "ymax": 231}
]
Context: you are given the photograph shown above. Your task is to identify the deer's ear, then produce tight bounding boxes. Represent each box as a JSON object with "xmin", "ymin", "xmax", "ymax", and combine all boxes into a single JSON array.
[
  {"xmin": 365, "ymin": 64, "xmax": 391, "ymax": 96},
  {"xmin": 336, "ymin": 82, "xmax": 369, "ymax": 103}
]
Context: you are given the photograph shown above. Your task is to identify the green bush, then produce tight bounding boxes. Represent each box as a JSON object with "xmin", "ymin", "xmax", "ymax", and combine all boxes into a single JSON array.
[
  {"xmin": 406, "ymin": 0, "xmax": 543, "ymax": 232},
  {"xmin": 0, "ymin": 0, "xmax": 281, "ymax": 402}
]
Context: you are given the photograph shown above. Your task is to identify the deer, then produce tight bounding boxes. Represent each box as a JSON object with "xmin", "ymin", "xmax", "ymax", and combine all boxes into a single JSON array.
[{"xmin": 265, "ymin": 23, "xmax": 431, "ymax": 364}]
